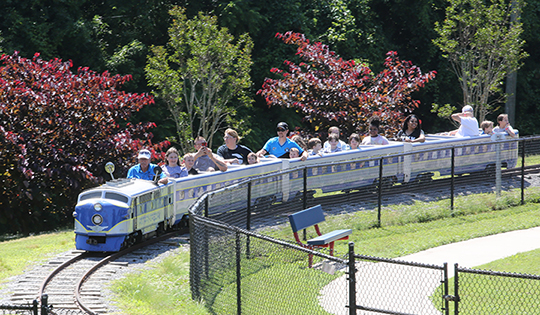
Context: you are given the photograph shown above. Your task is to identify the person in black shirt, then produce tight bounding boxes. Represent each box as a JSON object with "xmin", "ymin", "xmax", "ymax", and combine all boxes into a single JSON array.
[
  {"xmin": 395, "ymin": 114, "xmax": 425, "ymax": 143},
  {"xmin": 217, "ymin": 128, "xmax": 253, "ymax": 165}
]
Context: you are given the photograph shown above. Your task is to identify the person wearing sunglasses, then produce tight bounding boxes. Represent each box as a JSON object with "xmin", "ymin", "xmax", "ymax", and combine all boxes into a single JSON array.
[{"xmin": 256, "ymin": 122, "xmax": 308, "ymax": 161}]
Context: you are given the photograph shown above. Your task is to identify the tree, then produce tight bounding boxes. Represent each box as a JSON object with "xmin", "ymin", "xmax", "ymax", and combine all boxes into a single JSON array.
[
  {"xmin": 146, "ymin": 6, "xmax": 253, "ymax": 154},
  {"xmin": 0, "ymin": 52, "xmax": 167, "ymax": 234},
  {"xmin": 433, "ymin": 0, "xmax": 527, "ymax": 122},
  {"xmin": 257, "ymin": 32, "xmax": 436, "ymax": 137}
]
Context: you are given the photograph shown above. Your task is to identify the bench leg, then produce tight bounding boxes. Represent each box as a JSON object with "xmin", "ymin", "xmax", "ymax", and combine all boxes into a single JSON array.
[
  {"xmin": 329, "ymin": 242, "xmax": 335, "ymax": 256},
  {"xmin": 309, "ymin": 253, "xmax": 313, "ymax": 268}
]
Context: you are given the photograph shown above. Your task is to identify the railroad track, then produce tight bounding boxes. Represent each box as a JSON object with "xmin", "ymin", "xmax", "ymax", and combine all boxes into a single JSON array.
[{"xmin": 3, "ymin": 231, "xmax": 187, "ymax": 314}]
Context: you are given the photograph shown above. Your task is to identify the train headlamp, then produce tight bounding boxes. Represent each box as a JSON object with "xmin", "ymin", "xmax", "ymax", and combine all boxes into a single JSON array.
[
  {"xmin": 93, "ymin": 203, "xmax": 103, "ymax": 211},
  {"xmin": 92, "ymin": 214, "xmax": 103, "ymax": 225}
]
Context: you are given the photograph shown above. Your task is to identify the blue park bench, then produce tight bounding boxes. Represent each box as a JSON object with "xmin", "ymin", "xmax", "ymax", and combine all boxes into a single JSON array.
[{"xmin": 288, "ymin": 205, "xmax": 352, "ymax": 267}]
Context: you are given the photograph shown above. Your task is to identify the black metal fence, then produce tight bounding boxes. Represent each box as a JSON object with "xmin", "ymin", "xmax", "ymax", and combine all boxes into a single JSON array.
[
  {"xmin": 189, "ymin": 136, "xmax": 540, "ymax": 315},
  {"xmin": 0, "ymin": 295, "xmax": 86, "ymax": 315}
]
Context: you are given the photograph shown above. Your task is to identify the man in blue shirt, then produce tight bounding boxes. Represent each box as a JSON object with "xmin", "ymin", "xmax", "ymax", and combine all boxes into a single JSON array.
[
  {"xmin": 127, "ymin": 149, "xmax": 168, "ymax": 184},
  {"xmin": 256, "ymin": 122, "xmax": 308, "ymax": 161}
]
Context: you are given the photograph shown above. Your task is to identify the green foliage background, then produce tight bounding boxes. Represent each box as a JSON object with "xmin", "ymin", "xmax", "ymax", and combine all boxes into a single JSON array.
[{"xmin": 0, "ymin": 0, "xmax": 539, "ymax": 234}]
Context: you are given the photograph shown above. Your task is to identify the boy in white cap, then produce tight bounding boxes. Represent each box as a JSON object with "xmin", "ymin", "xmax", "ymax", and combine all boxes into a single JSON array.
[
  {"xmin": 451, "ymin": 105, "xmax": 479, "ymax": 137},
  {"xmin": 127, "ymin": 149, "xmax": 168, "ymax": 184}
]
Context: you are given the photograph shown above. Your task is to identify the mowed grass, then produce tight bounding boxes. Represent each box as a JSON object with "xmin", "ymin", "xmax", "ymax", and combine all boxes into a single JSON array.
[
  {"xmin": 431, "ymin": 249, "xmax": 540, "ymax": 315},
  {"xmin": 0, "ymin": 230, "xmax": 74, "ymax": 285}
]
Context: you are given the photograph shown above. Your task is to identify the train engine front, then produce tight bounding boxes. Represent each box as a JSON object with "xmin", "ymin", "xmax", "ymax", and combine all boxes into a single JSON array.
[
  {"xmin": 73, "ymin": 179, "xmax": 138, "ymax": 252},
  {"xmin": 73, "ymin": 174, "xmax": 176, "ymax": 252}
]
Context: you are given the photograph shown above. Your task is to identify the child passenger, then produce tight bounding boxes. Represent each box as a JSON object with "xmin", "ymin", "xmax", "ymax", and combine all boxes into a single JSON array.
[
  {"xmin": 480, "ymin": 121, "xmax": 494, "ymax": 135},
  {"xmin": 362, "ymin": 116, "xmax": 389, "ymax": 145},
  {"xmin": 322, "ymin": 134, "xmax": 342, "ymax": 153},
  {"xmin": 182, "ymin": 153, "xmax": 199, "ymax": 175},
  {"xmin": 348, "ymin": 133, "xmax": 361, "ymax": 150},
  {"xmin": 289, "ymin": 147, "xmax": 300, "ymax": 158},
  {"xmin": 247, "ymin": 152, "xmax": 259, "ymax": 164},
  {"xmin": 493, "ymin": 114, "xmax": 517, "ymax": 138},
  {"xmin": 161, "ymin": 147, "xmax": 186, "ymax": 178},
  {"xmin": 307, "ymin": 138, "xmax": 323, "ymax": 156}
]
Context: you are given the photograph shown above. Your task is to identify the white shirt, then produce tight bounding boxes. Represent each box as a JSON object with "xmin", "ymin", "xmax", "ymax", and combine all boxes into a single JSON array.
[
  {"xmin": 456, "ymin": 116, "xmax": 479, "ymax": 137},
  {"xmin": 323, "ymin": 139, "xmax": 349, "ymax": 151}
]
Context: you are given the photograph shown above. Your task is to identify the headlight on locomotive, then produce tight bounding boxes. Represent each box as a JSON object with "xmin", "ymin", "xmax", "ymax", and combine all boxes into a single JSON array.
[
  {"xmin": 94, "ymin": 203, "xmax": 103, "ymax": 211},
  {"xmin": 92, "ymin": 214, "xmax": 104, "ymax": 225}
]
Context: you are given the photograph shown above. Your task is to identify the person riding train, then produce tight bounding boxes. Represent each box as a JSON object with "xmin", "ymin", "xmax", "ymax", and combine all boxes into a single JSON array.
[
  {"xmin": 127, "ymin": 149, "xmax": 168, "ymax": 184},
  {"xmin": 256, "ymin": 122, "xmax": 308, "ymax": 161}
]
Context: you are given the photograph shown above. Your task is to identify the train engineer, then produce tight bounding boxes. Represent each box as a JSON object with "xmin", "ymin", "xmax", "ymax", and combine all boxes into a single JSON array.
[{"xmin": 127, "ymin": 149, "xmax": 168, "ymax": 184}]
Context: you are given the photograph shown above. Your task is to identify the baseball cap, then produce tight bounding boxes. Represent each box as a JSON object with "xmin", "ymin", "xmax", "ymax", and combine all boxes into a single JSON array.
[
  {"xmin": 462, "ymin": 105, "xmax": 474, "ymax": 113},
  {"xmin": 138, "ymin": 149, "xmax": 151, "ymax": 159},
  {"xmin": 276, "ymin": 122, "xmax": 289, "ymax": 130}
]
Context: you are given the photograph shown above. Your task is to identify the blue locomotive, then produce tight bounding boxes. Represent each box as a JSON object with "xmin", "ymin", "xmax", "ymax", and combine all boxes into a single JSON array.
[{"xmin": 74, "ymin": 133, "xmax": 518, "ymax": 252}]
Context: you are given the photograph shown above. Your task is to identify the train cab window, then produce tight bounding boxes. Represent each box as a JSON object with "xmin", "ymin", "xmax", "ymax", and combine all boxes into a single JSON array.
[
  {"xmin": 79, "ymin": 191, "xmax": 102, "ymax": 201},
  {"xmin": 104, "ymin": 192, "xmax": 129, "ymax": 204}
]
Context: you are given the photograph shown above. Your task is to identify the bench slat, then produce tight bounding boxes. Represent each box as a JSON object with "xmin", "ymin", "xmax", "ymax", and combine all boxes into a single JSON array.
[
  {"xmin": 307, "ymin": 229, "xmax": 352, "ymax": 245},
  {"xmin": 288, "ymin": 205, "xmax": 325, "ymax": 232}
]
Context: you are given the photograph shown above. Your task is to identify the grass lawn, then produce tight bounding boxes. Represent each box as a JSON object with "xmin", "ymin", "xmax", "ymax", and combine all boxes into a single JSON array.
[{"xmin": 0, "ymin": 230, "xmax": 74, "ymax": 285}]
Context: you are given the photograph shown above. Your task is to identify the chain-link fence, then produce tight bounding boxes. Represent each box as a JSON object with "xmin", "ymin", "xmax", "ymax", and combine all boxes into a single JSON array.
[
  {"xmin": 452, "ymin": 265, "xmax": 540, "ymax": 315},
  {"xmin": 190, "ymin": 135, "xmax": 540, "ymax": 315}
]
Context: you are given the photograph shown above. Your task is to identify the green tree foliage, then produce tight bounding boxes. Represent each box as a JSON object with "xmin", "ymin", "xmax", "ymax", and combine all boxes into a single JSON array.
[
  {"xmin": 433, "ymin": 0, "xmax": 527, "ymax": 122},
  {"xmin": 258, "ymin": 32, "xmax": 436, "ymax": 137},
  {"xmin": 0, "ymin": 52, "xmax": 167, "ymax": 234},
  {"xmin": 146, "ymin": 6, "xmax": 253, "ymax": 154}
]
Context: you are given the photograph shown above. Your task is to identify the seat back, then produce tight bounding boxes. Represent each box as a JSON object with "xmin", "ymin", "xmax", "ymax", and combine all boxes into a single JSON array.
[{"xmin": 288, "ymin": 205, "xmax": 325, "ymax": 233}]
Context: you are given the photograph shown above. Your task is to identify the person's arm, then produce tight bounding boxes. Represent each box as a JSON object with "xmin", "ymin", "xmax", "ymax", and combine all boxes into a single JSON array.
[
  {"xmin": 505, "ymin": 125, "xmax": 517, "ymax": 137},
  {"xmin": 205, "ymin": 148, "xmax": 227, "ymax": 172},
  {"xmin": 256, "ymin": 148, "xmax": 267, "ymax": 157},
  {"xmin": 300, "ymin": 150, "xmax": 308, "ymax": 161},
  {"xmin": 409, "ymin": 130, "xmax": 426, "ymax": 143},
  {"xmin": 451, "ymin": 113, "xmax": 462, "ymax": 123}
]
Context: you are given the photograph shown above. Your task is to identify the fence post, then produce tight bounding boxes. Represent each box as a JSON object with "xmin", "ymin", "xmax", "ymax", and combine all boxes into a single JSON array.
[
  {"xmin": 348, "ymin": 242, "xmax": 357, "ymax": 315},
  {"xmin": 236, "ymin": 231, "xmax": 242, "ymax": 315},
  {"xmin": 496, "ymin": 141, "xmax": 502, "ymax": 197},
  {"xmin": 32, "ymin": 299, "xmax": 38, "ymax": 315},
  {"xmin": 303, "ymin": 167, "xmax": 308, "ymax": 210},
  {"xmin": 40, "ymin": 294, "xmax": 48, "ymax": 315},
  {"xmin": 454, "ymin": 263, "xmax": 459, "ymax": 315},
  {"xmin": 443, "ymin": 263, "xmax": 449, "ymax": 315},
  {"xmin": 521, "ymin": 140, "xmax": 525, "ymax": 205},
  {"xmin": 451, "ymin": 148, "xmax": 455, "ymax": 213},
  {"xmin": 246, "ymin": 181, "xmax": 252, "ymax": 259},
  {"xmin": 378, "ymin": 157, "xmax": 383, "ymax": 227},
  {"xmin": 204, "ymin": 197, "xmax": 209, "ymax": 217}
]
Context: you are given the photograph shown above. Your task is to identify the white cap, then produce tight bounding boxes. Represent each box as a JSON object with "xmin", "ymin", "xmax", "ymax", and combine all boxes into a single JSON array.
[
  {"xmin": 138, "ymin": 149, "xmax": 151, "ymax": 159},
  {"xmin": 462, "ymin": 105, "xmax": 473, "ymax": 113}
]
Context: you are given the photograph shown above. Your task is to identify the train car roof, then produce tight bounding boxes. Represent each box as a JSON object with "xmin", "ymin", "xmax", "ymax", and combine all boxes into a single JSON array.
[{"xmin": 81, "ymin": 178, "xmax": 170, "ymax": 197}]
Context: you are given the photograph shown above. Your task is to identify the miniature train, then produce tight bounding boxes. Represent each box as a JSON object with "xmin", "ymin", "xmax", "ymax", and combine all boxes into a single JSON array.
[{"xmin": 73, "ymin": 133, "xmax": 518, "ymax": 252}]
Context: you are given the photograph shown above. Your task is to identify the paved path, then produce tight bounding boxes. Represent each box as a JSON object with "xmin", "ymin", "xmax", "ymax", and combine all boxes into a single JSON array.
[
  {"xmin": 320, "ymin": 226, "xmax": 540, "ymax": 315},
  {"xmin": 399, "ymin": 226, "xmax": 540, "ymax": 276}
]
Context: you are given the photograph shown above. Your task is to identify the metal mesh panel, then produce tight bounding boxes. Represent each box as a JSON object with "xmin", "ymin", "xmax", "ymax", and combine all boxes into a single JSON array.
[
  {"xmin": 456, "ymin": 267, "xmax": 540, "ymax": 315},
  {"xmin": 190, "ymin": 215, "xmax": 348, "ymax": 315},
  {"xmin": 352, "ymin": 255, "xmax": 447, "ymax": 315}
]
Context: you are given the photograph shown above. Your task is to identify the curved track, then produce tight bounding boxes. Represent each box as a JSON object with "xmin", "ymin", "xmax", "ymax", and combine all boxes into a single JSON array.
[{"xmin": 35, "ymin": 231, "xmax": 183, "ymax": 314}]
